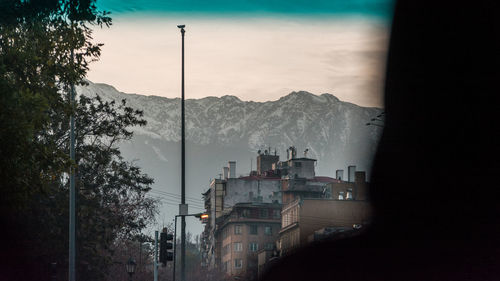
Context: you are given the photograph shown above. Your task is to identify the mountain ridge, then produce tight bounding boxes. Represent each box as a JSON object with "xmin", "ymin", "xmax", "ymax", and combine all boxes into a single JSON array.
[
  {"xmin": 85, "ymin": 81, "xmax": 375, "ymax": 108},
  {"xmin": 76, "ymin": 80, "xmax": 383, "ymax": 234},
  {"xmin": 76, "ymin": 80, "xmax": 382, "ymax": 169}
]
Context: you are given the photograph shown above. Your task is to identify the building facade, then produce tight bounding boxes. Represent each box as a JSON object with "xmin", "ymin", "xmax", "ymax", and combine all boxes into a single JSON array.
[
  {"xmin": 201, "ymin": 146, "xmax": 372, "ymax": 279},
  {"xmin": 201, "ymin": 160, "xmax": 282, "ymax": 273},
  {"xmin": 217, "ymin": 203, "xmax": 281, "ymax": 280},
  {"xmin": 278, "ymin": 198, "xmax": 372, "ymax": 256}
]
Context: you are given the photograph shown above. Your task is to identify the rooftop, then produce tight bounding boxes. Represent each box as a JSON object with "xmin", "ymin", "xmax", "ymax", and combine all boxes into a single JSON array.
[
  {"xmin": 232, "ymin": 202, "xmax": 282, "ymax": 208},
  {"xmin": 288, "ymin": 157, "xmax": 317, "ymax": 161},
  {"xmin": 311, "ymin": 176, "xmax": 340, "ymax": 183},
  {"xmin": 237, "ymin": 175, "xmax": 281, "ymax": 181}
]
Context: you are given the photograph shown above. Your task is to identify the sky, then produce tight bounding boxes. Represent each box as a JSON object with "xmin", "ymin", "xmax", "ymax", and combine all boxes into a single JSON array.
[
  {"xmin": 87, "ymin": 0, "xmax": 393, "ymax": 236},
  {"xmin": 88, "ymin": 0, "xmax": 393, "ymax": 108}
]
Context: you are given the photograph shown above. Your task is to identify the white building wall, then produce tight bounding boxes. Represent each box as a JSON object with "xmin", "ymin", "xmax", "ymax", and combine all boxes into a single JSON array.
[{"xmin": 223, "ymin": 178, "xmax": 282, "ymax": 207}]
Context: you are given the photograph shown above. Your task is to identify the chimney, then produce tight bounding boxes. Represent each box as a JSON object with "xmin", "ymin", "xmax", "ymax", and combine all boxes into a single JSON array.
[
  {"xmin": 288, "ymin": 146, "xmax": 297, "ymax": 160},
  {"xmin": 355, "ymin": 171, "xmax": 366, "ymax": 183},
  {"xmin": 335, "ymin": 170, "xmax": 344, "ymax": 181},
  {"xmin": 223, "ymin": 167, "xmax": 229, "ymax": 180},
  {"xmin": 348, "ymin": 166, "xmax": 356, "ymax": 182},
  {"xmin": 228, "ymin": 161, "xmax": 236, "ymax": 179}
]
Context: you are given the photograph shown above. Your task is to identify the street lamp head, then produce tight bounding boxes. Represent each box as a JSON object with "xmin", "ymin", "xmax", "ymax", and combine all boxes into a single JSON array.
[
  {"xmin": 177, "ymin": 24, "xmax": 186, "ymax": 34},
  {"xmin": 126, "ymin": 257, "xmax": 136, "ymax": 275}
]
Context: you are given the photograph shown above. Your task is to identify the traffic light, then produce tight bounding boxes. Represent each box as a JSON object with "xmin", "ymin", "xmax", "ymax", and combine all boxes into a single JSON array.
[
  {"xmin": 159, "ymin": 228, "xmax": 174, "ymax": 266},
  {"xmin": 194, "ymin": 213, "xmax": 209, "ymax": 224}
]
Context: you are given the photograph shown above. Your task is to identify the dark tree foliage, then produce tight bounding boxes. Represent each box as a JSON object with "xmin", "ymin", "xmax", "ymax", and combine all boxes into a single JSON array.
[
  {"xmin": 0, "ymin": 0, "xmax": 110, "ymax": 214},
  {"xmin": 0, "ymin": 1, "xmax": 159, "ymax": 280}
]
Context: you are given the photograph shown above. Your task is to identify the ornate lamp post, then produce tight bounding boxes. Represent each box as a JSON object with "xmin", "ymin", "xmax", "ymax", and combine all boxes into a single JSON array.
[{"xmin": 126, "ymin": 257, "xmax": 137, "ymax": 281}]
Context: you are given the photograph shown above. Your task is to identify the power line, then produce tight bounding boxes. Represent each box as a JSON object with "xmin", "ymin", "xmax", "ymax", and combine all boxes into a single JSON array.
[
  {"xmin": 148, "ymin": 192, "xmax": 205, "ymax": 207},
  {"xmin": 150, "ymin": 194, "xmax": 205, "ymax": 207},
  {"xmin": 150, "ymin": 188, "xmax": 203, "ymax": 202},
  {"xmin": 149, "ymin": 190, "xmax": 204, "ymax": 205},
  {"xmin": 152, "ymin": 197, "xmax": 205, "ymax": 211},
  {"xmin": 152, "ymin": 195, "xmax": 205, "ymax": 209}
]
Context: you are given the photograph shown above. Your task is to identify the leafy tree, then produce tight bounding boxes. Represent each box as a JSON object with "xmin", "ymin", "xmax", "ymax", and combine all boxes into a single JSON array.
[
  {"xmin": 0, "ymin": 0, "xmax": 110, "ymax": 214},
  {"xmin": 0, "ymin": 1, "xmax": 159, "ymax": 280},
  {"xmin": 8, "ymin": 93, "xmax": 160, "ymax": 280}
]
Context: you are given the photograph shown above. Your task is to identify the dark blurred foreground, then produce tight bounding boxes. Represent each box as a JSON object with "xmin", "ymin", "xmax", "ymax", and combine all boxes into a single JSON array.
[{"xmin": 262, "ymin": 1, "xmax": 500, "ymax": 280}]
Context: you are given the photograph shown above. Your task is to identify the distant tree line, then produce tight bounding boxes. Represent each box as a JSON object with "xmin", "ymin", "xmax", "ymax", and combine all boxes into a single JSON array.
[{"xmin": 0, "ymin": 1, "xmax": 159, "ymax": 280}]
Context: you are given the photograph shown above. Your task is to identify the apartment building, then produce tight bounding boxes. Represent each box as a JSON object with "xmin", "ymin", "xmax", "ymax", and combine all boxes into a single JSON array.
[
  {"xmin": 217, "ymin": 203, "xmax": 281, "ymax": 280},
  {"xmin": 278, "ymin": 198, "xmax": 372, "ymax": 255}
]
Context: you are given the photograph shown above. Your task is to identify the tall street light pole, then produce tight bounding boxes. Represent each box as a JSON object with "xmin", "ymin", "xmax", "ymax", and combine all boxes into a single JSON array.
[
  {"xmin": 69, "ymin": 48, "xmax": 76, "ymax": 281},
  {"xmin": 177, "ymin": 24, "xmax": 187, "ymax": 281}
]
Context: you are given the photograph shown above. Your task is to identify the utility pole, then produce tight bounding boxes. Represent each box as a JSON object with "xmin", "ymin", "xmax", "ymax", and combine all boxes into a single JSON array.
[
  {"xmin": 173, "ymin": 216, "xmax": 178, "ymax": 281},
  {"xmin": 154, "ymin": 231, "xmax": 158, "ymax": 281},
  {"xmin": 177, "ymin": 24, "xmax": 187, "ymax": 281},
  {"xmin": 69, "ymin": 48, "xmax": 76, "ymax": 281}
]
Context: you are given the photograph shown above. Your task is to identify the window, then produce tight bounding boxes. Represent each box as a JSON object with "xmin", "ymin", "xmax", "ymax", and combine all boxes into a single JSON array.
[
  {"xmin": 223, "ymin": 244, "xmax": 231, "ymax": 255},
  {"xmin": 234, "ymin": 259, "xmax": 242, "ymax": 269},
  {"xmin": 264, "ymin": 226, "xmax": 272, "ymax": 235},
  {"xmin": 265, "ymin": 243, "xmax": 274, "ymax": 250},
  {"xmin": 249, "ymin": 242, "xmax": 258, "ymax": 252},
  {"xmin": 234, "ymin": 225, "xmax": 242, "ymax": 234},
  {"xmin": 234, "ymin": 242, "xmax": 242, "ymax": 252},
  {"xmin": 249, "ymin": 225, "xmax": 258, "ymax": 235},
  {"xmin": 242, "ymin": 209, "xmax": 250, "ymax": 217},
  {"xmin": 224, "ymin": 261, "xmax": 229, "ymax": 272},
  {"xmin": 273, "ymin": 209, "xmax": 281, "ymax": 219},
  {"xmin": 260, "ymin": 208, "xmax": 268, "ymax": 218}
]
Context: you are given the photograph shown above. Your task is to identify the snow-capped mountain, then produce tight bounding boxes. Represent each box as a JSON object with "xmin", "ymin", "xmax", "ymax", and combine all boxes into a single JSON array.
[{"xmin": 76, "ymin": 80, "xmax": 383, "ymax": 220}]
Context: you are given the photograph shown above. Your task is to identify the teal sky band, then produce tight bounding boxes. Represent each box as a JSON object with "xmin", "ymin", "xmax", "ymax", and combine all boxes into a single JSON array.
[{"xmin": 97, "ymin": 0, "xmax": 393, "ymax": 20}]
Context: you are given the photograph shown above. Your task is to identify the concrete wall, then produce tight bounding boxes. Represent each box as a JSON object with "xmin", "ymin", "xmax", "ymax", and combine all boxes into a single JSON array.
[
  {"xmin": 224, "ymin": 178, "xmax": 281, "ymax": 207},
  {"xmin": 286, "ymin": 159, "xmax": 316, "ymax": 179},
  {"xmin": 257, "ymin": 154, "xmax": 279, "ymax": 175},
  {"xmin": 298, "ymin": 199, "xmax": 372, "ymax": 245},
  {"xmin": 281, "ymin": 179, "xmax": 326, "ymax": 204},
  {"xmin": 279, "ymin": 199, "xmax": 372, "ymax": 254}
]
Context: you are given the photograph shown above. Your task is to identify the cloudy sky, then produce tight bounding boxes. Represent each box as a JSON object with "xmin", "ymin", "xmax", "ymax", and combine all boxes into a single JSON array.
[{"xmin": 88, "ymin": 0, "xmax": 393, "ymax": 108}]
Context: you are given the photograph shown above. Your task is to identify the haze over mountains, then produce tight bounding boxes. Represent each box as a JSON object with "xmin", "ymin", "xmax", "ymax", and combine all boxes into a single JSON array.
[{"xmin": 76, "ymin": 81, "xmax": 383, "ymax": 231}]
